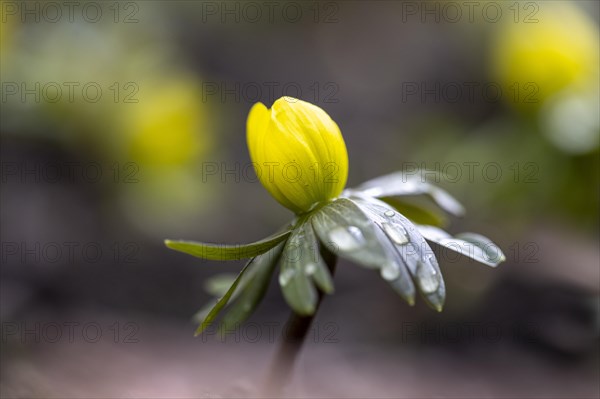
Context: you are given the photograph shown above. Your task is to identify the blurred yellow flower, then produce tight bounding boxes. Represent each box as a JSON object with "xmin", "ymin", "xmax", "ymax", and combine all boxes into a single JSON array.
[
  {"xmin": 117, "ymin": 75, "xmax": 215, "ymax": 236},
  {"xmin": 124, "ymin": 77, "xmax": 208, "ymax": 166},
  {"xmin": 247, "ymin": 97, "xmax": 348, "ymax": 214},
  {"xmin": 492, "ymin": 2, "xmax": 599, "ymax": 106}
]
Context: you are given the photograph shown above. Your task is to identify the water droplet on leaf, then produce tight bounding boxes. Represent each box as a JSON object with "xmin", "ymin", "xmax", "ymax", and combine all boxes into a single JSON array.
[
  {"xmin": 329, "ymin": 226, "xmax": 365, "ymax": 251},
  {"xmin": 279, "ymin": 269, "xmax": 295, "ymax": 286},
  {"xmin": 381, "ymin": 263, "xmax": 400, "ymax": 281},
  {"xmin": 416, "ymin": 259, "xmax": 440, "ymax": 294},
  {"xmin": 382, "ymin": 222, "xmax": 409, "ymax": 245}
]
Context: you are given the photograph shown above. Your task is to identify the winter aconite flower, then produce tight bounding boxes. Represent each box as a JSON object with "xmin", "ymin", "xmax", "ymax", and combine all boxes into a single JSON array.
[
  {"xmin": 165, "ymin": 97, "xmax": 504, "ymax": 335},
  {"xmin": 247, "ymin": 97, "xmax": 348, "ymax": 214},
  {"xmin": 491, "ymin": 2, "xmax": 599, "ymax": 153},
  {"xmin": 492, "ymin": 2, "xmax": 599, "ymax": 107}
]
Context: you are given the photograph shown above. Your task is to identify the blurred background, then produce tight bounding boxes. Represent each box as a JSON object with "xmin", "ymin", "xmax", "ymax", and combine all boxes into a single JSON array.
[{"xmin": 1, "ymin": 0, "xmax": 598, "ymax": 397}]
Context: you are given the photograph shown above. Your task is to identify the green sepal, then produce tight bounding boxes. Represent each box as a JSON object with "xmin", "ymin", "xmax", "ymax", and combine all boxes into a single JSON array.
[
  {"xmin": 353, "ymin": 171, "xmax": 465, "ymax": 216},
  {"xmin": 279, "ymin": 220, "xmax": 335, "ymax": 316},
  {"xmin": 351, "ymin": 196, "xmax": 446, "ymax": 311},
  {"xmin": 165, "ymin": 229, "xmax": 291, "ymax": 261},
  {"xmin": 203, "ymin": 274, "xmax": 238, "ymax": 297},
  {"xmin": 216, "ymin": 243, "xmax": 285, "ymax": 335},
  {"xmin": 194, "ymin": 260, "xmax": 252, "ymax": 336},
  {"xmin": 418, "ymin": 225, "xmax": 505, "ymax": 267},
  {"xmin": 312, "ymin": 198, "xmax": 393, "ymax": 270}
]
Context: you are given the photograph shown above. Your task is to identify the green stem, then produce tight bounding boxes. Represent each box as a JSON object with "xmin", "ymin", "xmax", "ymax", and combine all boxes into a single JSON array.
[{"xmin": 264, "ymin": 248, "xmax": 337, "ymax": 396}]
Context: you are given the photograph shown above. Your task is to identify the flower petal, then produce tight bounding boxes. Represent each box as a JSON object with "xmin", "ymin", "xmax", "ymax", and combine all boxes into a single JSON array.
[
  {"xmin": 246, "ymin": 102, "xmax": 270, "ymax": 165},
  {"xmin": 247, "ymin": 97, "xmax": 349, "ymax": 214}
]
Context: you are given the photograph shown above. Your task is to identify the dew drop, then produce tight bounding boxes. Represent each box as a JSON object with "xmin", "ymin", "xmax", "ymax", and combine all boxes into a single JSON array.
[
  {"xmin": 384, "ymin": 210, "xmax": 396, "ymax": 218},
  {"xmin": 279, "ymin": 269, "xmax": 295, "ymax": 286},
  {"xmin": 329, "ymin": 226, "xmax": 365, "ymax": 251},
  {"xmin": 416, "ymin": 259, "xmax": 440, "ymax": 294},
  {"xmin": 348, "ymin": 226, "xmax": 364, "ymax": 240},
  {"xmin": 305, "ymin": 263, "xmax": 317, "ymax": 275},
  {"xmin": 381, "ymin": 263, "xmax": 400, "ymax": 281},
  {"xmin": 382, "ymin": 222, "xmax": 409, "ymax": 245}
]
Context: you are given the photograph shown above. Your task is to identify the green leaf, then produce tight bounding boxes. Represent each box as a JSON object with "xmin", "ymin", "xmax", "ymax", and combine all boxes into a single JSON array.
[
  {"xmin": 456, "ymin": 233, "xmax": 506, "ymax": 264},
  {"xmin": 422, "ymin": 281, "xmax": 446, "ymax": 313},
  {"xmin": 312, "ymin": 198, "xmax": 391, "ymax": 269},
  {"xmin": 310, "ymin": 255, "xmax": 335, "ymax": 295},
  {"xmin": 311, "ymin": 198, "xmax": 416, "ymax": 305},
  {"xmin": 203, "ymin": 274, "xmax": 238, "ymax": 297},
  {"xmin": 370, "ymin": 220, "xmax": 416, "ymax": 305},
  {"xmin": 299, "ymin": 221, "xmax": 334, "ymax": 294},
  {"xmin": 194, "ymin": 260, "xmax": 254, "ymax": 336},
  {"xmin": 417, "ymin": 226, "xmax": 505, "ymax": 267},
  {"xmin": 191, "ymin": 302, "xmax": 214, "ymax": 325},
  {"xmin": 217, "ymin": 243, "xmax": 285, "ymax": 333},
  {"xmin": 278, "ymin": 220, "xmax": 335, "ymax": 315},
  {"xmin": 279, "ymin": 222, "xmax": 319, "ymax": 315},
  {"xmin": 165, "ymin": 229, "xmax": 291, "ymax": 261},
  {"xmin": 352, "ymin": 171, "xmax": 465, "ymax": 216},
  {"xmin": 352, "ymin": 195, "xmax": 446, "ymax": 311}
]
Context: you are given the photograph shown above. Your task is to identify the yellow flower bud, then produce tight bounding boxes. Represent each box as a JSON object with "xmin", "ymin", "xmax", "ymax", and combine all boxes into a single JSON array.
[{"xmin": 247, "ymin": 97, "xmax": 348, "ymax": 214}]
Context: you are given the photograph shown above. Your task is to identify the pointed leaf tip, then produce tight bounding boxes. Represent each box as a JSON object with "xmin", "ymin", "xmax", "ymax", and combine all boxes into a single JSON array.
[{"xmin": 417, "ymin": 226, "xmax": 505, "ymax": 267}]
